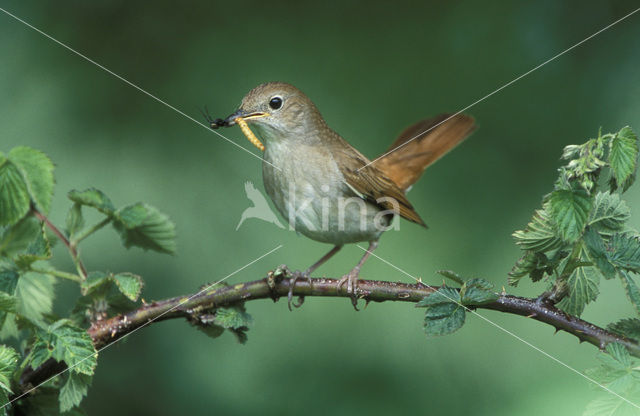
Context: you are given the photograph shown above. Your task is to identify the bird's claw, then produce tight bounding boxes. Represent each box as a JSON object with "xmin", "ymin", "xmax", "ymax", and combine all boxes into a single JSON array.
[
  {"xmin": 288, "ymin": 270, "xmax": 310, "ymax": 311},
  {"xmin": 337, "ymin": 269, "xmax": 361, "ymax": 311}
]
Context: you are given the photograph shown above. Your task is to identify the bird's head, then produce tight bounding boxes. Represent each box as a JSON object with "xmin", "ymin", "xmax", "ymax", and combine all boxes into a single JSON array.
[{"xmin": 221, "ymin": 82, "xmax": 326, "ymax": 148}]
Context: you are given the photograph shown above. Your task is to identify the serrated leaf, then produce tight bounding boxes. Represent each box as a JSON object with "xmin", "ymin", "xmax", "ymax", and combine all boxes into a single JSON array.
[
  {"xmin": 59, "ymin": 372, "xmax": 91, "ymax": 413},
  {"xmin": 557, "ymin": 266, "xmax": 600, "ymax": 316},
  {"xmin": 14, "ymin": 225, "xmax": 52, "ymax": 270},
  {"xmin": 589, "ymin": 191, "xmax": 631, "ymax": 235},
  {"xmin": 513, "ymin": 204, "xmax": 564, "ymax": 252},
  {"xmin": 0, "ymin": 293, "xmax": 16, "ymax": 314},
  {"xmin": 609, "ymin": 126, "xmax": 639, "ymax": 191},
  {"xmin": 80, "ymin": 271, "xmax": 143, "ymax": 302},
  {"xmin": 111, "ymin": 273, "xmax": 143, "ymax": 302},
  {"xmin": 0, "ymin": 345, "xmax": 18, "ymax": 394},
  {"xmin": 583, "ymin": 393, "xmax": 640, "ymax": 416},
  {"xmin": 416, "ymin": 287, "xmax": 460, "ymax": 307},
  {"xmin": 8, "ymin": 147, "xmax": 55, "ymax": 214},
  {"xmin": 548, "ymin": 188, "xmax": 592, "ymax": 243},
  {"xmin": 460, "ymin": 278, "xmax": 498, "ymax": 305},
  {"xmin": 609, "ymin": 233, "xmax": 640, "ymax": 273},
  {"xmin": 73, "ymin": 272, "xmax": 137, "ymax": 325},
  {"xmin": 608, "ymin": 319, "xmax": 640, "ymax": 342},
  {"xmin": 67, "ymin": 188, "xmax": 115, "ymax": 215},
  {"xmin": 0, "ymin": 216, "xmax": 40, "ymax": 257},
  {"xmin": 113, "ymin": 203, "xmax": 176, "ymax": 254},
  {"xmin": 436, "ymin": 270, "xmax": 464, "ymax": 285},
  {"xmin": 0, "ymin": 159, "xmax": 31, "ymax": 227},
  {"xmin": 424, "ymin": 303, "xmax": 466, "ymax": 336},
  {"xmin": 65, "ymin": 203, "xmax": 84, "ymax": 239},
  {"xmin": 30, "ymin": 320, "xmax": 97, "ymax": 375},
  {"xmin": 584, "ymin": 227, "xmax": 617, "ymax": 279},
  {"xmin": 620, "ymin": 272, "xmax": 640, "ymax": 315},
  {"xmin": 213, "ymin": 305, "xmax": 253, "ymax": 330},
  {"xmin": 606, "ymin": 343, "xmax": 632, "ymax": 368},
  {"xmin": 15, "ymin": 271, "xmax": 55, "ymax": 324},
  {"xmin": 509, "ymin": 251, "xmax": 560, "ymax": 286}
]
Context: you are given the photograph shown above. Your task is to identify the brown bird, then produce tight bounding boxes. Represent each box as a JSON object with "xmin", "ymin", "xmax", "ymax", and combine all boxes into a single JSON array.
[{"xmin": 213, "ymin": 82, "xmax": 475, "ymax": 308}]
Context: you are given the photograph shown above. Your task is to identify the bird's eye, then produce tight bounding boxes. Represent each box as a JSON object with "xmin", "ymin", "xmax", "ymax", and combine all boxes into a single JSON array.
[{"xmin": 269, "ymin": 96, "xmax": 283, "ymax": 110}]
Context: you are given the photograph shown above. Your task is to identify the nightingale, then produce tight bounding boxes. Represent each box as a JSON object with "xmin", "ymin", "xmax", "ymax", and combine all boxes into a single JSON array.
[{"xmin": 209, "ymin": 82, "xmax": 475, "ymax": 309}]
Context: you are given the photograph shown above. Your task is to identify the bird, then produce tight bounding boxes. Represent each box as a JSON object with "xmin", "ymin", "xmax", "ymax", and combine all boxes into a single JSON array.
[
  {"xmin": 236, "ymin": 181, "xmax": 285, "ymax": 230},
  {"xmin": 210, "ymin": 82, "xmax": 476, "ymax": 309}
]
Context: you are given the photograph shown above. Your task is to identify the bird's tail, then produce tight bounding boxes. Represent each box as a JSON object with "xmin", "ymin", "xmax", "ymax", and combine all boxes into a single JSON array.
[{"xmin": 373, "ymin": 114, "xmax": 476, "ymax": 191}]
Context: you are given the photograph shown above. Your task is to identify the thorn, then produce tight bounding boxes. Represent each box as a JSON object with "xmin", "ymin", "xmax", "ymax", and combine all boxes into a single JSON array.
[
  {"xmin": 364, "ymin": 299, "xmax": 371, "ymax": 310},
  {"xmin": 526, "ymin": 313, "xmax": 536, "ymax": 318},
  {"xmin": 501, "ymin": 286, "xmax": 506, "ymax": 295}
]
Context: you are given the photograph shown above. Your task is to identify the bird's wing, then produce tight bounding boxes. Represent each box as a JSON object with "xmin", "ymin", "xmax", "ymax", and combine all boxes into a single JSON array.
[
  {"xmin": 332, "ymin": 140, "xmax": 426, "ymax": 227},
  {"xmin": 373, "ymin": 114, "xmax": 476, "ymax": 191}
]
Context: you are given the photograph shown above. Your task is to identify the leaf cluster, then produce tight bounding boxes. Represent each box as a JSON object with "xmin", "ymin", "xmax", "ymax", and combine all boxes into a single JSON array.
[
  {"xmin": 0, "ymin": 146, "xmax": 184, "ymax": 414},
  {"xmin": 509, "ymin": 127, "xmax": 640, "ymax": 319}
]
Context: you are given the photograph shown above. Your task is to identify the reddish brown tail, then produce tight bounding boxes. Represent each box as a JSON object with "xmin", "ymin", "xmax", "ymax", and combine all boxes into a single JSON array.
[{"xmin": 373, "ymin": 114, "xmax": 476, "ymax": 191}]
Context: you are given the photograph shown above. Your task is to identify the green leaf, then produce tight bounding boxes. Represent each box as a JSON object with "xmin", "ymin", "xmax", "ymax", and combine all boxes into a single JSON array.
[
  {"xmin": 81, "ymin": 271, "xmax": 143, "ymax": 302},
  {"xmin": 30, "ymin": 320, "xmax": 97, "ymax": 376},
  {"xmin": 609, "ymin": 233, "xmax": 640, "ymax": 273},
  {"xmin": 620, "ymin": 272, "xmax": 640, "ymax": 315},
  {"xmin": 0, "ymin": 345, "xmax": 18, "ymax": 394},
  {"xmin": 460, "ymin": 278, "xmax": 498, "ymax": 305},
  {"xmin": 14, "ymin": 225, "xmax": 52, "ymax": 270},
  {"xmin": 8, "ymin": 147, "xmax": 55, "ymax": 214},
  {"xmin": 608, "ymin": 319, "xmax": 640, "ymax": 342},
  {"xmin": 65, "ymin": 203, "xmax": 84, "ymax": 239},
  {"xmin": 59, "ymin": 372, "xmax": 91, "ymax": 413},
  {"xmin": 15, "ymin": 271, "xmax": 55, "ymax": 324},
  {"xmin": 0, "ymin": 159, "xmax": 31, "ymax": 227},
  {"xmin": 584, "ymin": 227, "xmax": 617, "ymax": 279},
  {"xmin": 509, "ymin": 251, "xmax": 558, "ymax": 286},
  {"xmin": 111, "ymin": 273, "xmax": 143, "ymax": 302},
  {"xmin": 0, "ymin": 292, "xmax": 16, "ymax": 314},
  {"xmin": 416, "ymin": 287, "xmax": 460, "ymax": 307},
  {"xmin": 73, "ymin": 272, "xmax": 138, "ymax": 325},
  {"xmin": 583, "ymin": 392, "xmax": 640, "ymax": 416},
  {"xmin": 213, "ymin": 306, "xmax": 253, "ymax": 330},
  {"xmin": 548, "ymin": 188, "xmax": 593, "ymax": 243},
  {"xmin": 588, "ymin": 191, "xmax": 631, "ymax": 235},
  {"xmin": 436, "ymin": 270, "xmax": 464, "ymax": 285},
  {"xmin": 609, "ymin": 126, "xmax": 639, "ymax": 191},
  {"xmin": 513, "ymin": 204, "xmax": 564, "ymax": 252},
  {"xmin": 113, "ymin": 203, "xmax": 176, "ymax": 254},
  {"xmin": 424, "ymin": 303, "xmax": 466, "ymax": 336},
  {"xmin": 558, "ymin": 266, "xmax": 600, "ymax": 316},
  {"xmin": 606, "ymin": 342, "xmax": 632, "ymax": 368},
  {"xmin": 0, "ymin": 217, "xmax": 40, "ymax": 257},
  {"xmin": 67, "ymin": 188, "xmax": 115, "ymax": 215}
]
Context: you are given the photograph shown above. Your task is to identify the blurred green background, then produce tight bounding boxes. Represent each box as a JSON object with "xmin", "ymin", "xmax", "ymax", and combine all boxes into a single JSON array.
[{"xmin": 1, "ymin": 0, "xmax": 640, "ymax": 414}]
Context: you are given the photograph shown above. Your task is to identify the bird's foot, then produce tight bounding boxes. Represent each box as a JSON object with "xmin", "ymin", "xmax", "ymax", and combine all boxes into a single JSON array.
[
  {"xmin": 288, "ymin": 270, "xmax": 310, "ymax": 311},
  {"xmin": 337, "ymin": 268, "xmax": 361, "ymax": 311}
]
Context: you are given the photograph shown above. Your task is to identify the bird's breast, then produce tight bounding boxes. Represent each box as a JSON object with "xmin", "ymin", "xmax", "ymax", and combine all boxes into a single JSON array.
[{"xmin": 261, "ymin": 138, "xmax": 387, "ymax": 244}]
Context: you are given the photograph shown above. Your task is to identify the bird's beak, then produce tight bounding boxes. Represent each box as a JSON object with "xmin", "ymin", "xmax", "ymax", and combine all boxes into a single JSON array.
[{"xmin": 222, "ymin": 109, "xmax": 270, "ymax": 126}]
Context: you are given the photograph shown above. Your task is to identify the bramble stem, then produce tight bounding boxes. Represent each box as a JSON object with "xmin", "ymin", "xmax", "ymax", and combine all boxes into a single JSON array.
[
  {"xmin": 32, "ymin": 208, "xmax": 88, "ymax": 280},
  {"xmin": 71, "ymin": 217, "xmax": 111, "ymax": 245}
]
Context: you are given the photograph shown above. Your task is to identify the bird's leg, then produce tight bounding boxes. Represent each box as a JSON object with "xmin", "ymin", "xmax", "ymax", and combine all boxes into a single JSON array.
[
  {"xmin": 337, "ymin": 240, "xmax": 379, "ymax": 310},
  {"xmin": 288, "ymin": 245, "xmax": 342, "ymax": 310}
]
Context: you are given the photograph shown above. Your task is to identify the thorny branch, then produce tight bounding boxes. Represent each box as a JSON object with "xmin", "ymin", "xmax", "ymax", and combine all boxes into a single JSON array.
[{"xmin": 17, "ymin": 268, "xmax": 640, "ymax": 396}]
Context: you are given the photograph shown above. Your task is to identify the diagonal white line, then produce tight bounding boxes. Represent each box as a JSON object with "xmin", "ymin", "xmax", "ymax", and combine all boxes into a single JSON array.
[
  {"xmin": 3, "ymin": 244, "xmax": 283, "ymax": 409},
  {"xmin": 356, "ymin": 245, "xmax": 640, "ymax": 410},
  {"xmin": 359, "ymin": 7, "xmax": 640, "ymax": 171},
  {"xmin": 0, "ymin": 6, "xmax": 281, "ymax": 171}
]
